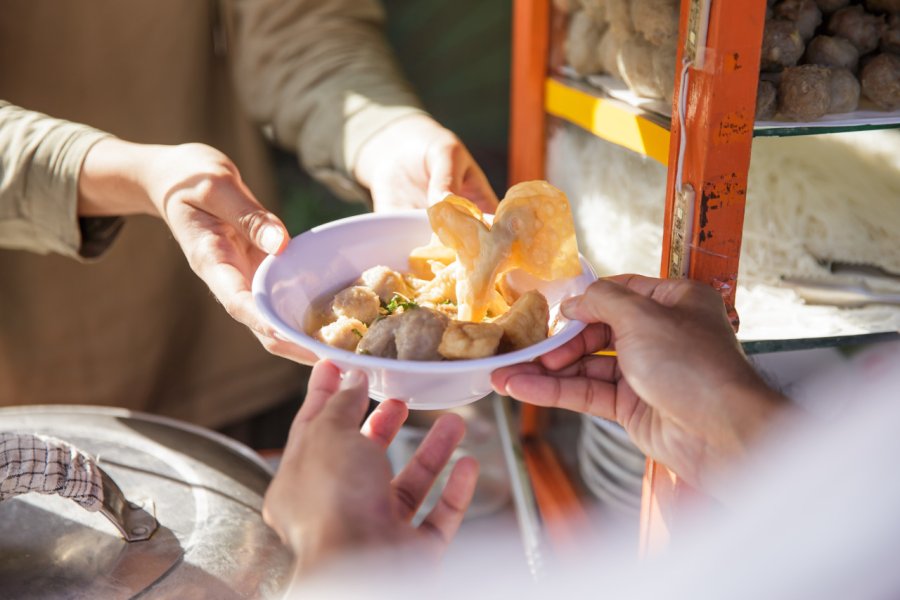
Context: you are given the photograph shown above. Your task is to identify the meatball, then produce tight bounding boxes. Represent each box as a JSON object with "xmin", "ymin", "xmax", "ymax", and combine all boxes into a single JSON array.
[
  {"xmin": 617, "ymin": 36, "xmax": 663, "ymax": 98},
  {"xmin": 438, "ymin": 321, "xmax": 504, "ymax": 360},
  {"xmin": 566, "ymin": 10, "xmax": 605, "ymax": 75},
  {"xmin": 778, "ymin": 65, "xmax": 831, "ymax": 120},
  {"xmin": 865, "ymin": 0, "xmax": 900, "ymax": 13},
  {"xmin": 804, "ymin": 35, "xmax": 860, "ymax": 72},
  {"xmin": 332, "ymin": 285, "xmax": 380, "ymax": 325},
  {"xmin": 395, "ymin": 307, "xmax": 450, "ymax": 361},
  {"xmin": 774, "ymin": 0, "xmax": 823, "ymax": 41},
  {"xmin": 493, "ymin": 290, "xmax": 550, "ymax": 352},
  {"xmin": 882, "ymin": 14, "xmax": 900, "ymax": 54},
  {"xmin": 861, "ymin": 53, "xmax": 900, "ymax": 109},
  {"xmin": 316, "ymin": 317, "xmax": 367, "ymax": 352},
  {"xmin": 357, "ymin": 265, "xmax": 411, "ymax": 304},
  {"xmin": 827, "ymin": 67, "xmax": 861, "ymax": 113},
  {"xmin": 814, "ymin": 0, "xmax": 850, "ymax": 14},
  {"xmin": 761, "ymin": 20, "xmax": 805, "ymax": 72},
  {"xmin": 828, "ymin": 6, "xmax": 887, "ymax": 55},
  {"xmin": 356, "ymin": 315, "xmax": 401, "ymax": 358},
  {"xmin": 631, "ymin": 0, "xmax": 679, "ymax": 46},
  {"xmin": 756, "ymin": 79, "xmax": 778, "ymax": 120}
]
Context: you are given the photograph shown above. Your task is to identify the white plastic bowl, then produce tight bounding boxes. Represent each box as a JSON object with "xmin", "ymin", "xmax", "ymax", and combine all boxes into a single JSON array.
[{"xmin": 252, "ymin": 210, "xmax": 597, "ymax": 410}]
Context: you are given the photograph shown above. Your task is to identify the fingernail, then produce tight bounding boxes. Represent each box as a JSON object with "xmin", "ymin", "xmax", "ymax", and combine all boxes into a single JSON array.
[
  {"xmin": 560, "ymin": 296, "xmax": 579, "ymax": 316},
  {"xmin": 340, "ymin": 369, "xmax": 366, "ymax": 391},
  {"xmin": 260, "ymin": 225, "xmax": 286, "ymax": 255}
]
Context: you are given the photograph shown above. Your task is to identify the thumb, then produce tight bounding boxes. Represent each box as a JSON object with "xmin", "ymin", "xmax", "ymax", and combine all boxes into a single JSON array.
[
  {"xmin": 319, "ymin": 369, "xmax": 371, "ymax": 428},
  {"xmin": 561, "ymin": 278, "xmax": 657, "ymax": 328},
  {"xmin": 203, "ymin": 176, "xmax": 289, "ymax": 255},
  {"xmin": 239, "ymin": 207, "xmax": 288, "ymax": 255}
]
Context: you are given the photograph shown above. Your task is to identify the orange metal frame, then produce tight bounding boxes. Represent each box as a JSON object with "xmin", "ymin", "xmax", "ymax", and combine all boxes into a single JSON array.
[
  {"xmin": 509, "ymin": 0, "xmax": 766, "ymax": 553},
  {"xmin": 645, "ymin": 0, "xmax": 766, "ymax": 553}
]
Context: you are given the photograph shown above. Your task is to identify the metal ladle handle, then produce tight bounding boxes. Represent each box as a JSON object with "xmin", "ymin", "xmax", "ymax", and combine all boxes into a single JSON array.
[{"xmin": 0, "ymin": 432, "xmax": 157, "ymax": 542}]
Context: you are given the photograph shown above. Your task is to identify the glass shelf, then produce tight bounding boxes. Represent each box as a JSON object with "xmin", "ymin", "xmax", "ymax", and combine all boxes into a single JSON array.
[
  {"xmin": 740, "ymin": 331, "xmax": 899, "ymax": 355},
  {"xmin": 547, "ymin": 76, "xmax": 900, "ymax": 159}
]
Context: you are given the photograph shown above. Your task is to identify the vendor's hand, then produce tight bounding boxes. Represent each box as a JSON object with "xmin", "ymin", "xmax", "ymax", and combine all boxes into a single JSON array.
[
  {"xmin": 77, "ymin": 139, "xmax": 315, "ymax": 364},
  {"xmin": 264, "ymin": 361, "xmax": 479, "ymax": 573},
  {"xmin": 491, "ymin": 275, "xmax": 787, "ymax": 496},
  {"xmin": 354, "ymin": 114, "xmax": 499, "ymax": 213}
]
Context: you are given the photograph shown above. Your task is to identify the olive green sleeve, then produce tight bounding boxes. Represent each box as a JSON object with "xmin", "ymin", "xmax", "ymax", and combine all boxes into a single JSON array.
[
  {"xmin": 225, "ymin": 0, "xmax": 426, "ymax": 202},
  {"xmin": 0, "ymin": 101, "xmax": 117, "ymax": 259}
]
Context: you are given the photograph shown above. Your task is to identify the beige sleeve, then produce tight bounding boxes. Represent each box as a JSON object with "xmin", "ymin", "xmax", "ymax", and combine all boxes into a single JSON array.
[
  {"xmin": 225, "ymin": 0, "xmax": 426, "ymax": 201},
  {"xmin": 0, "ymin": 101, "xmax": 114, "ymax": 258}
]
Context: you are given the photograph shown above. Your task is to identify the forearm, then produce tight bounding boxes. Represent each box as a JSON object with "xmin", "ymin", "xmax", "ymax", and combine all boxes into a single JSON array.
[
  {"xmin": 227, "ymin": 0, "xmax": 424, "ymax": 199},
  {"xmin": 77, "ymin": 138, "xmax": 158, "ymax": 217},
  {"xmin": 0, "ymin": 101, "xmax": 112, "ymax": 257}
]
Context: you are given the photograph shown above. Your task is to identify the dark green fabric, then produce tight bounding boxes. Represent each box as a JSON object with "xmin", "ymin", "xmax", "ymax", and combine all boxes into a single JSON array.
[{"xmin": 276, "ymin": 0, "xmax": 512, "ymax": 235}]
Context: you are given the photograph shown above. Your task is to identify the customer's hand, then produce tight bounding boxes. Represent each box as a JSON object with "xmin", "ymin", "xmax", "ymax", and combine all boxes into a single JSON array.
[
  {"xmin": 492, "ymin": 275, "xmax": 787, "ymax": 495},
  {"xmin": 77, "ymin": 139, "xmax": 315, "ymax": 364},
  {"xmin": 354, "ymin": 114, "xmax": 498, "ymax": 213},
  {"xmin": 264, "ymin": 361, "xmax": 479, "ymax": 573}
]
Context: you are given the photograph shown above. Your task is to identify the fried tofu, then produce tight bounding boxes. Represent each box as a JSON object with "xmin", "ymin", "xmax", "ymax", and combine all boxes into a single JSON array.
[
  {"xmin": 438, "ymin": 321, "xmax": 504, "ymax": 360},
  {"xmin": 492, "ymin": 290, "xmax": 550, "ymax": 352}
]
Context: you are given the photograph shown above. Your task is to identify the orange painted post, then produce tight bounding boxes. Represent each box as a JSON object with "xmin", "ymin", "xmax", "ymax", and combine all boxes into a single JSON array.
[
  {"xmin": 523, "ymin": 439, "xmax": 591, "ymax": 550},
  {"xmin": 509, "ymin": 0, "xmax": 550, "ymax": 187},
  {"xmin": 642, "ymin": 0, "xmax": 767, "ymax": 554},
  {"xmin": 510, "ymin": 0, "xmax": 551, "ymax": 438}
]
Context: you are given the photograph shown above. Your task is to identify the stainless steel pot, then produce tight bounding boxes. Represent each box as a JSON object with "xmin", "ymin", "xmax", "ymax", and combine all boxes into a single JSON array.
[{"xmin": 0, "ymin": 405, "xmax": 292, "ymax": 599}]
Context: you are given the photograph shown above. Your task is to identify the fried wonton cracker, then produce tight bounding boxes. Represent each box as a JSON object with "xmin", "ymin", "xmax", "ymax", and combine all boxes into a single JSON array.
[{"xmin": 427, "ymin": 183, "xmax": 580, "ymax": 322}]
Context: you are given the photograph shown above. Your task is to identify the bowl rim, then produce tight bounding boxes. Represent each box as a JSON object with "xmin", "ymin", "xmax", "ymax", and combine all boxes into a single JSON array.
[{"xmin": 252, "ymin": 210, "xmax": 597, "ymax": 374}]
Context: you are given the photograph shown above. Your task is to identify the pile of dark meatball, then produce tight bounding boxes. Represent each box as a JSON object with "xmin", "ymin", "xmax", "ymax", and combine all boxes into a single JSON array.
[{"xmin": 760, "ymin": 0, "xmax": 900, "ymax": 120}]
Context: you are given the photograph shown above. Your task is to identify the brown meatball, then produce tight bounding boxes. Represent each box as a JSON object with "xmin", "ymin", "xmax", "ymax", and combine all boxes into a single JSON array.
[
  {"xmin": 828, "ymin": 5, "xmax": 887, "ymax": 55},
  {"xmin": 332, "ymin": 285, "xmax": 381, "ymax": 325},
  {"xmin": 861, "ymin": 53, "xmax": 900, "ymax": 109},
  {"xmin": 814, "ymin": 0, "xmax": 850, "ymax": 14},
  {"xmin": 395, "ymin": 308, "xmax": 450, "ymax": 361},
  {"xmin": 865, "ymin": 0, "xmax": 900, "ymax": 13},
  {"xmin": 493, "ymin": 291, "xmax": 550, "ymax": 352},
  {"xmin": 827, "ymin": 68, "xmax": 861, "ymax": 113},
  {"xmin": 778, "ymin": 65, "xmax": 832, "ymax": 119},
  {"xmin": 617, "ymin": 36, "xmax": 663, "ymax": 98},
  {"xmin": 566, "ymin": 10, "xmax": 606, "ymax": 76},
  {"xmin": 438, "ymin": 321, "xmax": 504, "ymax": 360},
  {"xmin": 804, "ymin": 35, "xmax": 860, "ymax": 72},
  {"xmin": 631, "ymin": 0, "xmax": 679, "ymax": 46},
  {"xmin": 761, "ymin": 20, "xmax": 806, "ymax": 72},
  {"xmin": 881, "ymin": 14, "xmax": 900, "ymax": 54},
  {"xmin": 774, "ymin": 0, "xmax": 823, "ymax": 41},
  {"xmin": 756, "ymin": 79, "xmax": 778, "ymax": 120},
  {"xmin": 356, "ymin": 315, "xmax": 401, "ymax": 358}
]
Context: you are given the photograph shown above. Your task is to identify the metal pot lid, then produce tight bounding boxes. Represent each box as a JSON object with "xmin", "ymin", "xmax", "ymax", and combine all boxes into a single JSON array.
[{"xmin": 0, "ymin": 405, "xmax": 292, "ymax": 599}]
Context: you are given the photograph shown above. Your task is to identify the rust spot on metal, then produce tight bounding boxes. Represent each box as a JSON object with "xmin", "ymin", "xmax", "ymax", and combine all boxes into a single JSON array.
[
  {"xmin": 699, "ymin": 193, "xmax": 711, "ymax": 228},
  {"xmin": 715, "ymin": 113, "xmax": 751, "ymax": 143},
  {"xmin": 724, "ymin": 52, "xmax": 742, "ymax": 71}
]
